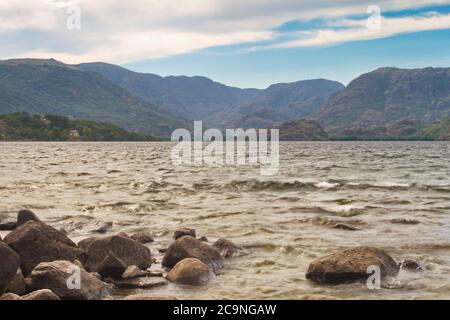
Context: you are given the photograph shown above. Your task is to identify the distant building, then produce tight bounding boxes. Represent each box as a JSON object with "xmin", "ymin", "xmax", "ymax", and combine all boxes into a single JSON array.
[{"xmin": 69, "ymin": 129, "xmax": 80, "ymax": 138}]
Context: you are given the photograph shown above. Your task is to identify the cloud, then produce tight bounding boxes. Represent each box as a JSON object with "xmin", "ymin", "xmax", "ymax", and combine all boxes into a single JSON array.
[
  {"xmin": 0, "ymin": 0, "xmax": 450, "ymax": 63},
  {"xmin": 262, "ymin": 11, "xmax": 450, "ymax": 50}
]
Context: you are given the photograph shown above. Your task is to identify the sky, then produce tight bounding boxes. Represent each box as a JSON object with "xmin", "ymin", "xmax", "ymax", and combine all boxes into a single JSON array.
[{"xmin": 1, "ymin": 0, "xmax": 450, "ymax": 88}]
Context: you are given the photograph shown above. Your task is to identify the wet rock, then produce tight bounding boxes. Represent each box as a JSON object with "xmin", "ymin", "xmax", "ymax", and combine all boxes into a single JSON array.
[
  {"xmin": 213, "ymin": 238, "xmax": 243, "ymax": 258},
  {"xmin": 0, "ymin": 221, "xmax": 16, "ymax": 231},
  {"xmin": 332, "ymin": 223, "xmax": 361, "ymax": 231},
  {"xmin": 401, "ymin": 259, "xmax": 424, "ymax": 272},
  {"xmin": 78, "ymin": 237, "xmax": 98, "ymax": 251},
  {"xmin": 199, "ymin": 236, "xmax": 208, "ymax": 242},
  {"xmin": 306, "ymin": 246, "xmax": 399, "ymax": 284},
  {"xmin": 22, "ymin": 289, "xmax": 61, "ymax": 300},
  {"xmin": 4, "ymin": 221, "xmax": 85, "ymax": 276},
  {"xmin": 5, "ymin": 268, "xmax": 26, "ymax": 295},
  {"xmin": 26, "ymin": 260, "xmax": 112, "ymax": 300},
  {"xmin": 162, "ymin": 236, "xmax": 224, "ymax": 272},
  {"xmin": 174, "ymin": 228, "xmax": 196, "ymax": 240},
  {"xmin": 17, "ymin": 209, "xmax": 41, "ymax": 227},
  {"xmin": 122, "ymin": 265, "xmax": 148, "ymax": 279},
  {"xmin": 390, "ymin": 218, "xmax": 420, "ymax": 225},
  {"xmin": 131, "ymin": 231, "xmax": 154, "ymax": 244},
  {"xmin": 91, "ymin": 221, "xmax": 113, "ymax": 234},
  {"xmin": 123, "ymin": 293, "xmax": 177, "ymax": 300},
  {"xmin": 0, "ymin": 242, "xmax": 20, "ymax": 295},
  {"xmin": 0, "ymin": 293, "xmax": 23, "ymax": 300},
  {"xmin": 114, "ymin": 277, "xmax": 168, "ymax": 289},
  {"xmin": 95, "ymin": 253, "xmax": 128, "ymax": 279},
  {"xmin": 84, "ymin": 235, "xmax": 152, "ymax": 278},
  {"xmin": 166, "ymin": 258, "xmax": 211, "ymax": 286}
]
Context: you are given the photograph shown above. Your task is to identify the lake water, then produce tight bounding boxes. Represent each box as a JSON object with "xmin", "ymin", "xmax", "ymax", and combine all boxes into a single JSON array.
[{"xmin": 1, "ymin": 141, "xmax": 449, "ymax": 299}]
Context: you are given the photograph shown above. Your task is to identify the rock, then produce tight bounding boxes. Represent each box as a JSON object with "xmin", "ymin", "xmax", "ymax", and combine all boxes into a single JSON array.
[
  {"xmin": 17, "ymin": 209, "xmax": 41, "ymax": 227},
  {"xmin": 95, "ymin": 253, "xmax": 128, "ymax": 279},
  {"xmin": 162, "ymin": 236, "xmax": 224, "ymax": 272},
  {"xmin": 306, "ymin": 246, "xmax": 399, "ymax": 284},
  {"xmin": 166, "ymin": 258, "xmax": 211, "ymax": 286},
  {"xmin": 91, "ymin": 221, "xmax": 113, "ymax": 234},
  {"xmin": 199, "ymin": 236, "xmax": 208, "ymax": 242},
  {"xmin": 401, "ymin": 259, "xmax": 424, "ymax": 272},
  {"xmin": 26, "ymin": 260, "xmax": 112, "ymax": 300},
  {"xmin": 122, "ymin": 265, "xmax": 148, "ymax": 279},
  {"xmin": 332, "ymin": 223, "xmax": 361, "ymax": 231},
  {"xmin": 5, "ymin": 268, "xmax": 26, "ymax": 295},
  {"xmin": 22, "ymin": 289, "xmax": 60, "ymax": 300},
  {"xmin": 84, "ymin": 235, "xmax": 152, "ymax": 278},
  {"xmin": 213, "ymin": 238, "xmax": 243, "ymax": 258},
  {"xmin": 0, "ymin": 221, "xmax": 16, "ymax": 231},
  {"xmin": 174, "ymin": 228, "xmax": 196, "ymax": 240},
  {"xmin": 0, "ymin": 241, "xmax": 20, "ymax": 295},
  {"xmin": 78, "ymin": 237, "xmax": 98, "ymax": 251},
  {"xmin": 123, "ymin": 293, "xmax": 177, "ymax": 300},
  {"xmin": 114, "ymin": 277, "xmax": 168, "ymax": 289},
  {"xmin": 4, "ymin": 221, "xmax": 86, "ymax": 276},
  {"xmin": 131, "ymin": 231, "xmax": 154, "ymax": 244},
  {"xmin": 0, "ymin": 293, "xmax": 23, "ymax": 300}
]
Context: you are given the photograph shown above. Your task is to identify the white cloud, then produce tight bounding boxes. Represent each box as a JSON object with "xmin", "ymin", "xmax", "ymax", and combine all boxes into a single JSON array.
[{"xmin": 0, "ymin": 0, "xmax": 450, "ymax": 63}]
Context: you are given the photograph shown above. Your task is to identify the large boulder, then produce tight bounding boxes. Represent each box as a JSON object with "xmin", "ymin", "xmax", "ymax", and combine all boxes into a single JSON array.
[
  {"xmin": 166, "ymin": 258, "xmax": 211, "ymax": 286},
  {"xmin": 26, "ymin": 260, "xmax": 112, "ymax": 300},
  {"xmin": 17, "ymin": 209, "xmax": 41, "ymax": 227},
  {"xmin": 84, "ymin": 235, "xmax": 152, "ymax": 278},
  {"xmin": 4, "ymin": 221, "xmax": 85, "ymax": 276},
  {"xmin": 162, "ymin": 236, "xmax": 224, "ymax": 272},
  {"xmin": 306, "ymin": 246, "xmax": 399, "ymax": 284},
  {"xmin": 0, "ymin": 242, "xmax": 20, "ymax": 295}
]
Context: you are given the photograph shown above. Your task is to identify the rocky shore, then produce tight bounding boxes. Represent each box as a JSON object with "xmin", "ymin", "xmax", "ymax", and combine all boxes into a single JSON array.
[{"xmin": 0, "ymin": 209, "xmax": 420, "ymax": 300}]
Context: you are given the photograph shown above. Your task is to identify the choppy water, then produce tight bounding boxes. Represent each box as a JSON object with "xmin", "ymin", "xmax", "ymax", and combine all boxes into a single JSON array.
[{"xmin": 1, "ymin": 142, "xmax": 450, "ymax": 300}]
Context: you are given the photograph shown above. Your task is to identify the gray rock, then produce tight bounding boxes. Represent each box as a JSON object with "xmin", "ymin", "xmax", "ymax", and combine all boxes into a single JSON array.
[
  {"xmin": 26, "ymin": 260, "xmax": 112, "ymax": 300},
  {"xmin": 84, "ymin": 235, "xmax": 152, "ymax": 279},
  {"xmin": 306, "ymin": 246, "xmax": 399, "ymax": 284},
  {"xmin": 162, "ymin": 236, "xmax": 224, "ymax": 272},
  {"xmin": 4, "ymin": 221, "xmax": 85, "ymax": 276}
]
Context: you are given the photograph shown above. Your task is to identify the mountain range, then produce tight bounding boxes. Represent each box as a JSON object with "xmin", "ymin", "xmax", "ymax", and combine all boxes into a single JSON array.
[
  {"xmin": 314, "ymin": 67, "xmax": 450, "ymax": 133},
  {"xmin": 0, "ymin": 58, "xmax": 449, "ymax": 140},
  {"xmin": 76, "ymin": 62, "xmax": 343, "ymax": 128}
]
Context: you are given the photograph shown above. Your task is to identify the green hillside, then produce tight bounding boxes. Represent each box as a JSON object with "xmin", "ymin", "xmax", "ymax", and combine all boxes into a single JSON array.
[{"xmin": 0, "ymin": 112, "xmax": 156, "ymax": 141}]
